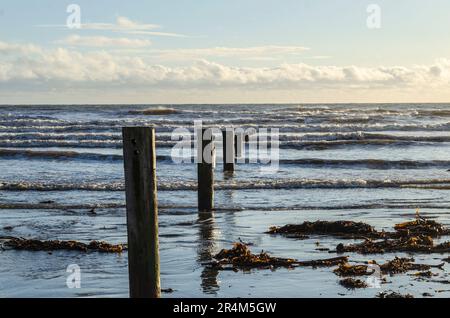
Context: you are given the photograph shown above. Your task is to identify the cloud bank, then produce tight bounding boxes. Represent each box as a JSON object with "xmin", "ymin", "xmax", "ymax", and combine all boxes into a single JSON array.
[
  {"xmin": 1, "ymin": 40, "xmax": 449, "ymax": 89},
  {"xmin": 1, "ymin": 40, "xmax": 450, "ymax": 103}
]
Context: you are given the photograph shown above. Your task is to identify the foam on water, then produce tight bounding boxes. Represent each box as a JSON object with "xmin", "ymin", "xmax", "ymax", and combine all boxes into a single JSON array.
[{"xmin": 1, "ymin": 103, "xmax": 450, "ymax": 297}]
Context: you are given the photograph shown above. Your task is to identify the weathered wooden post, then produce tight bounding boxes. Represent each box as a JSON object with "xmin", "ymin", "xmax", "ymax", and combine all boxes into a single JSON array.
[
  {"xmin": 122, "ymin": 127, "xmax": 160, "ymax": 298},
  {"xmin": 235, "ymin": 131, "xmax": 244, "ymax": 159},
  {"xmin": 222, "ymin": 129, "xmax": 235, "ymax": 172},
  {"xmin": 198, "ymin": 128, "xmax": 214, "ymax": 211}
]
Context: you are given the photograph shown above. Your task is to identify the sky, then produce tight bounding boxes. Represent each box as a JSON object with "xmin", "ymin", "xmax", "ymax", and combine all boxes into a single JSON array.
[{"xmin": 0, "ymin": 0, "xmax": 450, "ymax": 104}]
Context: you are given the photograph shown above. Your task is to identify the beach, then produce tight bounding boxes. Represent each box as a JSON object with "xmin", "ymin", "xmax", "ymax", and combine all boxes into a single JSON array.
[{"xmin": 0, "ymin": 103, "xmax": 449, "ymax": 297}]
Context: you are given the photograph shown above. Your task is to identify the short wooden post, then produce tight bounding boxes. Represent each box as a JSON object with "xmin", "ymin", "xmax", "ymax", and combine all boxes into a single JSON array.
[
  {"xmin": 235, "ymin": 132, "xmax": 244, "ymax": 159},
  {"xmin": 198, "ymin": 128, "xmax": 214, "ymax": 211},
  {"xmin": 222, "ymin": 129, "xmax": 235, "ymax": 172},
  {"xmin": 122, "ymin": 127, "xmax": 160, "ymax": 298}
]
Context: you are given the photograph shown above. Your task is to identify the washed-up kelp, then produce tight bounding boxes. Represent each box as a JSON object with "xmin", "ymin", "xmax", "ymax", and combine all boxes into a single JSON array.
[
  {"xmin": 394, "ymin": 218, "xmax": 450, "ymax": 237},
  {"xmin": 267, "ymin": 221, "xmax": 380, "ymax": 239},
  {"xmin": 268, "ymin": 218, "xmax": 450, "ymax": 241},
  {"xmin": 336, "ymin": 236, "xmax": 450, "ymax": 254},
  {"xmin": 211, "ymin": 243, "xmax": 297, "ymax": 270},
  {"xmin": 333, "ymin": 257, "xmax": 442, "ymax": 277},
  {"xmin": 282, "ymin": 217, "xmax": 450, "ymax": 255},
  {"xmin": 334, "ymin": 263, "xmax": 369, "ymax": 277},
  {"xmin": 412, "ymin": 271, "xmax": 435, "ymax": 278},
  {"xmin": 208, "ymin": 243, "xmax": 348, "ymax": 271},
  {"xmin": 1, "ymin": 237, "xmax": 124, "ymax": 253},
  {"xmin": 339, "ymin": 278, "xmax": 368, "ymax": 289},
  {"xmin": 377, "ymin": 291, "xmax": 414, "ymax": 298}
]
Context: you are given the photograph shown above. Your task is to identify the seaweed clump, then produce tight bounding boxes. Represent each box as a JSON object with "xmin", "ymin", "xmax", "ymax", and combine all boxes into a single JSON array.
[
  {"xmin": 394, "ymin": 218, "xmax": 450, "ymax": 237},
  {"xmin": 333, "ymin": 257, "xmax": 442, "ymax": 277},
  {"xmin": 336, "ymin": 235, "xmax": 450, "ymax": 255},
  {"xmin": 334, "ymin": 263, "xmax": 369, "ymax": 277},
  {"xmin": 376, "ymin": 291, "xmax": 414, "ymax": 298},
  {"xmin": 339, "ymin": 278, "xmax": 368, "ymax": 289},
  {"xmin": 331, "ymin": 217, "xmax": 450, "ymax": 255},
  {"xmin": 212, "ymin": 243, "xmax": 297, "ymax": 270},
  {"xmin": 269, "ymin": 217, "xmax": 450, "ymax": 243},
  {"xmin": 267, "ymin": 220, "xmax": 379, "ymax": 239},
  {"xmin": 209, "ymin": 243, "xmax": 348, "ymax": 271},
  {"xmin": 2, "ymin": 237, "xmax": 124, "ymax": 253}
]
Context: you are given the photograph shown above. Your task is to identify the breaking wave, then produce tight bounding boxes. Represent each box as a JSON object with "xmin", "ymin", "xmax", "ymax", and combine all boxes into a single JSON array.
[{"xmin": 2, "ymin": 178, "xmax": 450, "ymax": 191}]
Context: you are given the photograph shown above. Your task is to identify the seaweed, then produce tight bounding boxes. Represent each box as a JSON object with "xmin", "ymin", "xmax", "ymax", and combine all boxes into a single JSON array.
[
  {"xmin": 339, "ymin": 278, "xmax": 368, "ymax": 289},
  {"xmin": 394, "ymin": 218, "xmax": 450, "ymax": 237},
  {"xmin": 335, "ymin": 236, "xmax": 450, "ymax": 254},
  {"xmin": 209, "ymin": 243, "xmax": 348, "ymax": 271},
  {"xmin": 296, "ymin": 256, "xmax": 349, "ymax": 267},
  {"xmin": 212, "ymin": 243, "xmax": 297, "ymax": 270},
  {"xmin": 267, "ymin": 220, "xmax": 379, "ymax": 239},
  {"xmin": 377, "ymin": 291, "xmax": 414, "ymax": 298},
  {"xmin": 412, "ymin": 271, "xmax": 434, "ymax": 278},
  {"xmin": 333, "ymin": 257, "xmax": 442, "ymax": 277},
  {"xmin": 1, "ymin": 237, "xmax": 124, "ymax": 253},
  {"xmin": 379, "ymin": 257, "xmax": 441, "ymax": 274},
  {"xmin": 334, "ymin": 263, "xmax": 369, "ymax": 277},
  {"xmin": 268, "ymin": 217, "xmax": 450, "ymax": 242}
]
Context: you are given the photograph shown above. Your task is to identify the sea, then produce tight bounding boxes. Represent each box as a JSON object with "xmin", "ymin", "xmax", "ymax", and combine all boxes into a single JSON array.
[{"xmin": 0, "ymin": 103, "xmax": 449, "ymax": 297}]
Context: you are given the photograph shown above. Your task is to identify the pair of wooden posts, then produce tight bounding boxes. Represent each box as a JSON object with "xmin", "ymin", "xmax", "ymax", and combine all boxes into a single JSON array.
[{"xmin": 122, "ymin": 127, "xmax": 236, "ymax": 298}]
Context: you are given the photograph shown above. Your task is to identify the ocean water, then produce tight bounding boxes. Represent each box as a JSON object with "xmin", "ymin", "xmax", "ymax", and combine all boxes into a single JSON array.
[{"xmin": 0, "ymin": 103, "xmax": 449, "ymax": 298}]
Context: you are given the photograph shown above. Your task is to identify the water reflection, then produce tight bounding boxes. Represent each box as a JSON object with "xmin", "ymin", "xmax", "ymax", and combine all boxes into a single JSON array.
[{"xmin": 197, "ymin": 211, "xmax": 220, "ymax": 294}]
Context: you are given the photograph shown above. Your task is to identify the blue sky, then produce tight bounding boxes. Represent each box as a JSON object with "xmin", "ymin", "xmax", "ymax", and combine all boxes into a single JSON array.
[{"xmin": 1, "ymin": 0, "xmax": 450, "ymax": 103}]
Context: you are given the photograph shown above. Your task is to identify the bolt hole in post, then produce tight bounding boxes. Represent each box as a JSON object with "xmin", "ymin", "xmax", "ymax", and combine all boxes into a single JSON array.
[{"xmin": 122, "ymin": 127, "xmax": 160, "ymax": 298}]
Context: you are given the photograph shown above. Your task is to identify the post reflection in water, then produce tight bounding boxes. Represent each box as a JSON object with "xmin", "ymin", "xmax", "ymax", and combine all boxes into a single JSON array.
[{"xmin": 197, "ymin": 211, "xmax": 220, "ymax": 294}]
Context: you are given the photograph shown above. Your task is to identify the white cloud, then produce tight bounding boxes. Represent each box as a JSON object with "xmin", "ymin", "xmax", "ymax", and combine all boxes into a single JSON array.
[
  {"xmin": 1, "ymin": 40, "xmax": 450, "ymax": 92},
  {"xmin": 37, "ymin": 16, "xmax": 186, "ymax": 37},
  {"xmin": 147, "ymin": 46, "xmax": 310, "ymax": 61},
  {"xmin": 81, "ymin": 16, "xmax": 161, "ymax": 32},
  {"xmin": 56, "ymin": 35, "xmax": 152, "ymax": 48}
]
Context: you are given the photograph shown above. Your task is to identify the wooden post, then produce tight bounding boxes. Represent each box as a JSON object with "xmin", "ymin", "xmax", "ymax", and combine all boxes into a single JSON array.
[
  {"xmin": 235, "ymin": 132, "xmax": 244, "ymax": 159},
  {"xmin": 122, "ymin": 127, "xmax": 160, "ymax": 298},
  {"xmin": 198, "ymin": 128, "xmax": 214, "ymax": 211},
  {"xmin": 222, "ymin": 129, "xmax": 235, "ymax": 172}
]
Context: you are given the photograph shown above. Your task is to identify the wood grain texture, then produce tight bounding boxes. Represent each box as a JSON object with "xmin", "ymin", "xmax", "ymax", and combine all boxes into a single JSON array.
[
  {"xmin": 222, "ymin": 129, "xmax": 235, "ymax": 172},
  {"xmin": 122, "ymin": 127, "xmax": 160, "ymax": 298},
  {"xmin": 198, "ymin": 128, "xmax": 214, "ymax": 211}
]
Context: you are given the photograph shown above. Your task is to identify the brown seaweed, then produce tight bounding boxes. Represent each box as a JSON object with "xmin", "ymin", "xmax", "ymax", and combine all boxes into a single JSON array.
[
  {"xmin": 212, "ymin": 243, "xmax": 297, "ymax": 270},
  {"xmin": 268, "ymin": 217, "xmax": 449, "ymax": 242},
  {"xmin": 296, "ymin": 256, "xmax": 349, "ymax": 267},
  {"xmin": 336, "ymin": 236, "xmax": 450, "ymax": 254},
  {"xmin": 2, "ymin": 237, "xmax": 124, "ymax": 253},
  {"xmin": 377, "ymin": 291, "xmax": 414, "ymax": 298},
  {"xmin": 209, "ymin": 243, "xmax": 348, "ymax": 271},
  {"xmin": 394, "ymin": 218, "xmax": 450, "ymax": 237},
  {"xmin": 379, "ymin": 257, "xmax": 441, "ymax": 274},
  {"xmin": 412, "ymin": 271, "xmax": 435, "ymax": 278},
  {"xmin": 334, "ymin": 263, "xmax": 369, "ymax": 276},
  {"xmin": 339, "ymin": 278, "xmax": 368, "ymax": 289},
  {"xmin": 267, "ymin": 220, "xmax": 379, "ymax": 239},
  {"xmin": 334, "ymin": 257, "xmax": 442, "ymax": 277}
]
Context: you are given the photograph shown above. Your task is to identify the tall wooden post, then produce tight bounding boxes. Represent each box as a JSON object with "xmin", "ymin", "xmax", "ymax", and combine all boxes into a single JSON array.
[
  {"xmin": 222, "ymin": 129, "xmax": 235, "ymax": 172},
  {"xmin": 198, "ymin": 128, "xmax": 214, "ymax": 211},
  {"xmin": 122, "ymin": 127, "xmax": 160, "ymax": 298}
]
